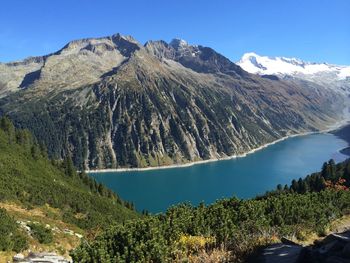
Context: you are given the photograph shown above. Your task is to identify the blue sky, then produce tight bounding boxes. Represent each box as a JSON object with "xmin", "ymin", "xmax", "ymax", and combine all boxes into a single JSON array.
[{"xmin": 0, "ymin": 0, "xmax": 349, "ymax": 64}]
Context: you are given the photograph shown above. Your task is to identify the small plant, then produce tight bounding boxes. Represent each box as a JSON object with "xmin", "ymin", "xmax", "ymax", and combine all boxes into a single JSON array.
[
  {"xmin": 28, "ymin": 223, "xmax": 53, "ymax": 244},
  {"xmin": 325, "ymin": 178, "xmax": 348, "ymax": 191},
  {"xmin": 12, "ymin": 232, "xmax": 29, "ymax": 252},
  {"xmin": 0, "ymin": 209, "xmax": 28, "ymax": 252},
  {"xmin": 178, "ymin": 235, "xmax": 215, "ymax": 253}
]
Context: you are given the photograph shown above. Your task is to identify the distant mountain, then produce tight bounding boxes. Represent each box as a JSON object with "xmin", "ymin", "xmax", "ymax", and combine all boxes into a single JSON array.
[
  {"xmin": 0, "ymin": 34, "xmax": 346, "ymax": 169},
  {"xmin": 237, "ymin": 52, "xmax": 350, "ymax": 94}
]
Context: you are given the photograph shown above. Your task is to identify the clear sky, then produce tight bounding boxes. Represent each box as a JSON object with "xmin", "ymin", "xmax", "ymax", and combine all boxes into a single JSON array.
[{"xmin": 0, "ymin": 0, "xmax": 349, "ymax": 64}]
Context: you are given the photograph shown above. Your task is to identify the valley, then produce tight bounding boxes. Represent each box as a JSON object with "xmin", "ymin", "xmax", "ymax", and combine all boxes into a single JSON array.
[{"xmin": 91, "ymin": 126, "xmax": 350, "ymax": 213}]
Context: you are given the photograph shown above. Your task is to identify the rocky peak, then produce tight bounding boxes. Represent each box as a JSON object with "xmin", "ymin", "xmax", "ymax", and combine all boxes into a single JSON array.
[
  {"xmin": 110, "ymin": 33, "xmax": 141, "ymax": 57},
  {"xmin": 240, "ymin": 52, "xmax": 268, "ymax": 71},
  {"xmin": 55, "ymin": 33, "xmax": 141, "ymax": 58},
  {"xmin": 169, "ymin": 38, "xmax": 189, "ymax": 49},
  {"xmin": 111, "ymin": 33, "xmax": 139, "ymax": 44},
  {"xmin": 146, "ymin": 38, "xmax": 245, "ymax": 77},
  {"xmin": 171, "ymin": 44, "xmax": 246, "ymax": 77},
  {"xmin": 144, "ymin": 40, "xmax": 175, "ymax": 59}
]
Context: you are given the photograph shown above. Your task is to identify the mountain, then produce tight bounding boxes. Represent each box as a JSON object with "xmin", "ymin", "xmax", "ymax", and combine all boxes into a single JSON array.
[
  {"xmin": 237, "ymin": 52, "xmax": 350, "ymax": 94},
  {"xmin": 0, "ymin": 34, "xmax": 346, "ymax": 169}
]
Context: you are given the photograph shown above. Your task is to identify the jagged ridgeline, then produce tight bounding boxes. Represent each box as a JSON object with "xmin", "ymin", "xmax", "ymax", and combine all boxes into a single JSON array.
[
  {"xmin": 0, "ymin": 117, "xmax": 137, "ymax": 233},
  {"xmin": 0, "ymin": 34, "xmax": 345, "ymax": 169}
]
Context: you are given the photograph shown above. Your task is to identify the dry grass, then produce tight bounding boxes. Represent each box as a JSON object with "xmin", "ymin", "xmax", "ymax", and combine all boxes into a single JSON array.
[
  {"xmin": 0, "ymin": 202, "xmax": 84, "ymax": 261},
  {"xmin": 0, "ymin": 251, "xmax": 15, "ymax": 263},
  {"xmin": 188, "ymin": 247, "xmax": 232, "ymax": 263},
  {"xmin": 329, "ymin": 214, "xmax": 350, "ymax": 233}
]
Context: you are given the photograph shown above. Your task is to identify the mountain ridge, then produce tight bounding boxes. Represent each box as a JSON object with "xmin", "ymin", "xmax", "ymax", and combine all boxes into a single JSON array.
[
  {"xmin": 237, "ymin": 52, "xmax": 350, "ymax": 94},
  {"xmin": 0, "ymin": 34, "xmax": 346, "ymax": 169}
]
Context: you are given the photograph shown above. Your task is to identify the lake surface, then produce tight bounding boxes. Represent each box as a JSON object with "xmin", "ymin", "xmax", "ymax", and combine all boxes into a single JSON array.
[{"xmin": 91, "ymin": 133, "xmax": 349, "ymax": 213}]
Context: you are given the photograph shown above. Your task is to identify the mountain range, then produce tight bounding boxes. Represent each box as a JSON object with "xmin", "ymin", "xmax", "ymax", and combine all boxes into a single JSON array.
[
  {"xmin": 0, "ymin": 34, "xmax": 347, "ymax": 169},
  {"xmin": 237, "ymin": 52, "xmax": 350, "ymax": 94}
]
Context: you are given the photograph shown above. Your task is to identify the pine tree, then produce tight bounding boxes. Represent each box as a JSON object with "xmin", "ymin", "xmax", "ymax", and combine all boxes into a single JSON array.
[
  {"xmin": 321, "ymin": 162, "xmax": 333, "ymax": 180},
  {"xmin": 64, "ymin": 155, "xmax": 75, "ymax": 177},
  {"xmin": 291, "ymin": 179, "xmax": 298, "ymax": 193},
  {"xmin": 297, "ymin": 178, "xmax": 304, "ymax": 193},
  {"xmin": 277, "ymin": 184, "xmax": 283, "ymax": 192},
  {"xmin": 31, "ymin": 144, "xmax": 41, "ymax": 160},
  {"xmin": 0, "ymin": 117, "xmax": 15, "ymax": 143},
  {"xmin": 329, "ymin": 159, "xmax": 336, "ymax": 180}
]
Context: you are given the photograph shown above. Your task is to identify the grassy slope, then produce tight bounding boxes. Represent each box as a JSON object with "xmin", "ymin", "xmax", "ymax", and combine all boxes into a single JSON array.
[
  {"xmin": 0, "ymin": 202, "xmax": 84, "ymax": 260},
  {"xmin": 0, "ymin": 121, "xmax": 139, "ymax": 258},
  {"xmin": 0, "ymin": 128, "xmax": 137, "ymax": 227}
]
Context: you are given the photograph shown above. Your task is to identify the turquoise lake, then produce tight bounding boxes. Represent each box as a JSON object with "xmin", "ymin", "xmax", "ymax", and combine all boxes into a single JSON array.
[{"xmin": 91, "ymin": 133, "xmax": 349, "ymax": 213}]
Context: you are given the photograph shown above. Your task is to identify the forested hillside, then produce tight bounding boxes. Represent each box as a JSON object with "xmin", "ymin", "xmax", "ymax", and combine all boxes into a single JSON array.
[
  {"xmin": 0, "ymin": 117, "xmax": 138, "ymax": 254},
  {"xmin": 264, "ymin": 158, "xmax": 350, "ymax": 196},
  {"xmin": 71, "ymin": 159, "xmax": 350, "ymax": 262}
]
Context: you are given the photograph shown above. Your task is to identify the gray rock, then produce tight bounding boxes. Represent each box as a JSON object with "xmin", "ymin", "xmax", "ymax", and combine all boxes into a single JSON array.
[{"xmin": 262, "ymin": 243, "xmax": 303, "ymax": 263}]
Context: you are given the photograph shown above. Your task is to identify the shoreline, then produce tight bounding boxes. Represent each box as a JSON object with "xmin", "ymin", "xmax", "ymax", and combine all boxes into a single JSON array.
[
  {"xmin": 87, "ymin": 119, "xmax": 350, "ymax": 174},
  {"xmin": 340, "ymin": 147, "xmax": 350, "ymax": 156}
]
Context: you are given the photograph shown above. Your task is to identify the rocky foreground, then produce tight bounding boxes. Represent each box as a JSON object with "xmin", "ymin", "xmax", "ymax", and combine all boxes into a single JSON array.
[
  {"xmin": 254, "ymin": 230, "xmax": 350, "ymax": 263},
  {"xmin": 13, "ymin": 252, "xmax": 70, "ymax": 263}
]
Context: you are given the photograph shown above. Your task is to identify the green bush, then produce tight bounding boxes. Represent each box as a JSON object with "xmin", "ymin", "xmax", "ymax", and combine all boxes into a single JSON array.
[
  {"xmin": 72, "ymin": 189, "xmax": 350, "ymax": 262},
  {"xmin": 12, "ymin": 232, "xmax": 29, "ymax": 252},
  {"xmin": 0, "ymin": 208, "xmax": 17, "ymax": 251},
  {"xmin": 0, "ymin": 208, "xmax": 28, "ymax": 252},
  {"xmin": 28, "ymin": 223, "xmax": 53, "ymax": 244}
]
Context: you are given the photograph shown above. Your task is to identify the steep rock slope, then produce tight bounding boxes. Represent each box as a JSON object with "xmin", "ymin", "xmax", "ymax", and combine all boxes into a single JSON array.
[{"xmin": 0, "ymin": 35, "xmax": 345, "ymax": 169}]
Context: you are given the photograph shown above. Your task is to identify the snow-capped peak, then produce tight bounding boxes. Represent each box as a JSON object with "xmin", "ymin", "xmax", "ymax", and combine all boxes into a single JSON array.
[{"xmin": 237, "ymin": 52, "xmax": 350, "ymax": 80}]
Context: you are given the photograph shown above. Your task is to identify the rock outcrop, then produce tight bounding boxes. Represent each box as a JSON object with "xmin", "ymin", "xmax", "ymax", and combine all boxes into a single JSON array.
[{"xmin": 254, "ymin": 230, "xmax": 350, "ymax": 263}]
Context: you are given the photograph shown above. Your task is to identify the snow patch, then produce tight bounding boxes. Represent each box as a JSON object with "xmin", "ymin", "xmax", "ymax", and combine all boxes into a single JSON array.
[{"xmin": 237, "ymin": 52, "xmax": 350, "ymax": 78}]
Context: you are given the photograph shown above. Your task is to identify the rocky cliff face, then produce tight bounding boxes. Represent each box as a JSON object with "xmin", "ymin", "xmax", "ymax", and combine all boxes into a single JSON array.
[{"xmin": 0, "ymin": 34, "xmax": 345, "ymax": 169}]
